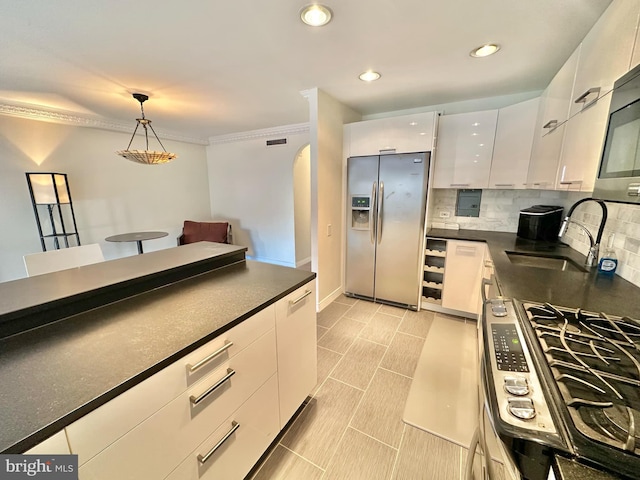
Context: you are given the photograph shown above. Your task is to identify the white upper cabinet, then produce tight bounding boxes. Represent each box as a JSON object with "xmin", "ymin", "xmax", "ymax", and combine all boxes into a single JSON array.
[
  {"xmin": 557, "ymin": 0, "xmax": 639, "ymax": 191},
  {"xmin": 632, "ymin": 21, "xmax": 640, "ymax": 70},
  {"xmin": 527, "ymin": 48, "xmax": 580, "ymax": 189},
  {"xmin": 433, "ymin": 109, "xmax": 498, "ymax": 189},
  {"xmin": 344, "ymin": 112, "xmax": 436, "ymax": 158},
  {"xmin": 489, "ymin": 97, "xmax": 540, "ymax": 189}
]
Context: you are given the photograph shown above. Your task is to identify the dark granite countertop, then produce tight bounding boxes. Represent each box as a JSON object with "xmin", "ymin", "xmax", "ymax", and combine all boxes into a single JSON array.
[
  {"xmin": 0, "ymin": 251, "xmax": 315, "ymax": 453},
  {"xmin": 554, "ymin": 455, "xmax": 620, "ymax": 480},
  {"xmin": 427, "ymin": 229, "xmax": 640, "ymax": 319}
]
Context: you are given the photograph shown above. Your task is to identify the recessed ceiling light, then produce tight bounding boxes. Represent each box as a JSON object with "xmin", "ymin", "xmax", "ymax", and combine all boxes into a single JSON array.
[
  {"xmin": 470, "ymin": 44, "xmax": 500, "ymax": 58},
  {"xmin": 409, "ymin": 121, "xmax": 418, "ymax": 126},
  {"xmin": 359, "ymin": 71, "xmax": 381, "ymax": 82},
  {"xmin": 300, "ymin": 4, "xmax": 333, "ymax": 27}
]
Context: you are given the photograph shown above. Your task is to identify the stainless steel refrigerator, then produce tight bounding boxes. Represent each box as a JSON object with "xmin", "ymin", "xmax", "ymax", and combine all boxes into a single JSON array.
[{"xmin": 345, "ymin": 152, "xmax": 430, "ymax": 310}]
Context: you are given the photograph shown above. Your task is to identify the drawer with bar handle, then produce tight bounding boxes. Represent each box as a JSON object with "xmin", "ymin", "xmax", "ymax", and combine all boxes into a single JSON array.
[
  {"xmin": 77, "ymin": 327, "xmax": 277, "ymax": 480},
  {"xmin": 66, "ymin": 304, "xmax": 276, "ymax": 466},
  {"xmin": 165, "ymin": 374, "xmax": 280, "ymax": 480}
]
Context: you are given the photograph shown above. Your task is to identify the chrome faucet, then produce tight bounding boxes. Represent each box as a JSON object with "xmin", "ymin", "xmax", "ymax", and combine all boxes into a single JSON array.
[{"xmin": 558, "ymin": 198, "xmax": 608, "ymax": 268}]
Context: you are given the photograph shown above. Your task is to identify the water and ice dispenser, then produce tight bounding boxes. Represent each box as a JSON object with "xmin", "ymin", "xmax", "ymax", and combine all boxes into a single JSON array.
[{"xmin": 350, "ymin": 195, "xmax": 371, "ymax": 230}]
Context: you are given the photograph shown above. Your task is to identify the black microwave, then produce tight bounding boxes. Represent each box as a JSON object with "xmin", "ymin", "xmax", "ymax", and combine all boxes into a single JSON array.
[{"xmin": 593, "ymin": 63, "xmax": 640, "ymax": 204}]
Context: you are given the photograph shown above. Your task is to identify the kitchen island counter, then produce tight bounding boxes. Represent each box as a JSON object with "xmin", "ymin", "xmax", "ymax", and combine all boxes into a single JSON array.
[
  {"xmin": 0, "ymin": 243, "xmax": 315, "ymax": 454},
  {"xmin": 427, "ymin": 229, "xmax": 640, "ymax": 319}
]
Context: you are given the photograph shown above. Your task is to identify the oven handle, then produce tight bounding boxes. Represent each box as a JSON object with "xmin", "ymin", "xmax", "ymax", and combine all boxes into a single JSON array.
[
  {"xmin": 481, "ymin": 277, "xmax": 492, "ymax": 304},
  {"xmin": 476, "ymin": 334, "xmax": 499, "ymax": 480},
  {"xmin": 463, "ymin": 427, "xmax": 480, "ymax": 480}
]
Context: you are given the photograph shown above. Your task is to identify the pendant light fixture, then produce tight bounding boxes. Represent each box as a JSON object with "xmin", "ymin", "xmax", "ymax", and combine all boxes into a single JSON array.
[{"xmin": 116, "ymin": 93, "xmax": 177, "ymax": 165}]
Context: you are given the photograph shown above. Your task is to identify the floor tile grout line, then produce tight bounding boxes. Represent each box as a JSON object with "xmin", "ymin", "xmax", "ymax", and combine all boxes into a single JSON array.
[
  {"xmin": 349, "ymin": 425, "xmax": 401, "ymax": 451},
  {"xmin": 324, "ymin": 376, "xmax": 366, "ymax": 392},
  {"xmin": 389, "ymin": 423, "xmax": 408, "ymax": 480},
  {"xmin": 278, "ymin": 444, "xmax": 327, "ymax": 474},
  {"xmin": 317, "ymin": 344, "xmax": 345, "ymax": 357},
  {"xmin": 377, "ymin": 366, "xmax": 414, "ymax": 380}
]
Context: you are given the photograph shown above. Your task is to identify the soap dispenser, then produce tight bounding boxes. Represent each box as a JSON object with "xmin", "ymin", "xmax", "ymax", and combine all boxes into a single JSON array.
[{"xmin": 597, "ymin": 234, "xmax": 618, "ymax": 276}]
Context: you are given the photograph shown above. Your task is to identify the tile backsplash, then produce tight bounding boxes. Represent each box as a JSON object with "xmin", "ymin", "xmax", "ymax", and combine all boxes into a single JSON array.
[{"xmin": 430, "ymin": 188, "xmax": 640, "ymax": 289}]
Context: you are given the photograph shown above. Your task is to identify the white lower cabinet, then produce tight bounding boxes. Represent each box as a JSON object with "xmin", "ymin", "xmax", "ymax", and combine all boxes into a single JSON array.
[
  {"xmin": 441, "ymin": 240, "xmax": 485, "ymax": 316},
  {"xmin": 78, "ymin": 329, "xmax": 277, "ymax": 480},
  {"xmin": 422, "ymin": 238, "xmax": 486, "ymax": 318},
  {"xmin": 164, "ymin": 375, "xmax": 280, "ymax": 480},
  {"xmin": 25, "ymin": 430, "xmax": 70, "ymax": 455},
  {"xmin": 275, "ymin": 280, "xmax": 317, "ymax": 429},
  {"xmin": 58, "ymin": 283, "xmax": 317, "ymax": 480},
  {"xmin": 67, "ymin": 305, "xmax": 275, "ymax": 466}
]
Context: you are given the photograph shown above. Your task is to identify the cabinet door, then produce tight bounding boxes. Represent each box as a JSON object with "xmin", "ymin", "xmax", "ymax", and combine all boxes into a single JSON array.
[
  {"xmin": 24, "ymin": 431, "xmax": 70, "ymax": 454},
  {"xmin": 527, "ymin": 48, "xmax": 580, "ymax": 189},
  {"xmin": 441, "ymin": 241, "xmax": 485, "ymax": 316},
  {"xmin": 347, "ymin": 112, "xmax": 435, "ymax": 157},
  {"xmin": 275, "ymin": 280, "xmax": 317, "ymax": 429},
  {"xmin": 558, "ymin": 0, "xmax": 639, "ymax": 191},
  {"xmin": 632, "ymin": 21, "xmax": 640, "ymax": 70},
  {"xmin": 434, "ymin": 110, "xmax": 498, "ymax": 189},
  {"xmin": 489, "ymin": 98, "xmax": 539, "ymax": 189}
]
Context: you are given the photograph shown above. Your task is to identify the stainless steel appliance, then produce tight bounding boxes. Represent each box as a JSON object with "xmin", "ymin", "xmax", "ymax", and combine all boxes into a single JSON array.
[
  {"xmin": 593, "ymin": 63, "xmax": 640, "ymax": 204},
  {"xmin": 480, "ymin": 293, "xmax": 640, "ymax": 479},
  {"xmin": 345, "ymin": 153, "xmax": 429, "ymax": 310}
]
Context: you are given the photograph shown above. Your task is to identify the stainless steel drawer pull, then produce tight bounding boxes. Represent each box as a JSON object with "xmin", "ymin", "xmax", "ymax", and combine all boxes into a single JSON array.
[
  {"xmin": 450, "ymin": 183, "xmax": 470, "ymax": 187},
  {"xmin": 574, "ymin": 87, "xmax": 600, "ymax": 104},
  {"xmin": 542, "ymin": 119, "xmax": 558, "ymax": 129},
  {"xmin": 190, "ymin": 368, "xmax": 236, "ymax": 405},
  {"xmin": 188, "ymin": 341, "xmax": 234, "ymax": 373},
  {"xmin": 197, "ymin": 421, "xmax": 240, "ymax": 464},
  {"xmin": 290, "ymin": 289, "xmax": 312, "ymax": 305},
  {"xmin": 494, "ymin": 183, "xmax": 514, "ymax": 187}
]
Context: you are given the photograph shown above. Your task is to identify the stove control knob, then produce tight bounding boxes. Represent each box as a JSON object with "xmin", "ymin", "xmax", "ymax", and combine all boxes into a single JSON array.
[
  {"xmin": 504, "ymin": 376, "xmax": 529, "ymax": 396},
  {"xmin": 508, "ymin": 397, "xmax": 536, "ymax": 420}
]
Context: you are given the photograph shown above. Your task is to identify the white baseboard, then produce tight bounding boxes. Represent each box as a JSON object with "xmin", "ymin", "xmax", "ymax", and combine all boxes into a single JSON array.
[
  {"xmin": 295, "ymin": 256, "xmax": 312, "ymax": 267},
  {"xmin": 317, "ymin": 285, "xmax": 343, "ymax": 312},
  {"xmin": 245, "ymin": 255, "xmax": 296, "ymax": 268}
]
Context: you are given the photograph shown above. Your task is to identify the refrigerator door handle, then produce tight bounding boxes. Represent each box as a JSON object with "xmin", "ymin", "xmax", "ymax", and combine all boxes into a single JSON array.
[
  {"xmin": 371, "ymin": 181, "xmax": 377, "ymax": 244},
  {"xmin": 377, "ymin": 181, "xmax": 384, "ymax": 244}
]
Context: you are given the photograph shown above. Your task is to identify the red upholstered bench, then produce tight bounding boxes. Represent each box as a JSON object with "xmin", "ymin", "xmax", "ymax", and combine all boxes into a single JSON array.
[{"xmin": 177, "ymin": 221, "xmax": 232, "ymax": 245}]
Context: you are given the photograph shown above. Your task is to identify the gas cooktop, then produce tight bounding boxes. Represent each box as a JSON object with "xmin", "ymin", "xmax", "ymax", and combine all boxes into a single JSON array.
[{"xmin": 522, "ymin": 302, "xmax": 640, "ymax": 478}]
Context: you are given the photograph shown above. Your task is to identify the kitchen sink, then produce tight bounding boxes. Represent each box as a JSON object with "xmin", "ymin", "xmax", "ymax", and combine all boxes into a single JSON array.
[{"xmin": 505, "ymin": 251, "xmax": 588, "ymax": 272}]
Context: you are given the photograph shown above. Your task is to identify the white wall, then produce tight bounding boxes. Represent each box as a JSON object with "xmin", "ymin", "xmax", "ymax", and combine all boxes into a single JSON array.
[
  {"xmin": 0, "ymin": 115, "xmax": 211, "ymax": 282},
  {"xmin": 206, "ymin": 129, "xmax": 310, "ymax": 267},
  {"xmin": 293, "ymin": 144, "xmax": 311, "ymax": 266},
  {"xmin": 307, "ymin": 89, "xmax": 361, "ymax": 309}
]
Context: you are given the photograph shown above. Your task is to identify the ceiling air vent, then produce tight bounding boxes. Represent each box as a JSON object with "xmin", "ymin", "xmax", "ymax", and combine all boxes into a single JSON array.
[{"xmin": 266, "ymin": 138, "xmax": 287, "ymax": 146}]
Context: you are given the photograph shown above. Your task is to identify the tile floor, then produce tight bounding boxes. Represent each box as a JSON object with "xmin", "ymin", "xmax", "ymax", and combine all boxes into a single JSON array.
[{"xmin": 249, "ymin": 295, "xmax": 489, "ymax": 480}]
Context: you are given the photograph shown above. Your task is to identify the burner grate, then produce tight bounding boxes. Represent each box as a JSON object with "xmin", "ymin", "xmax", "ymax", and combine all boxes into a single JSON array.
[{"xmin": 524, "ymin": 303, "xmax": 640, "ymax": 456}]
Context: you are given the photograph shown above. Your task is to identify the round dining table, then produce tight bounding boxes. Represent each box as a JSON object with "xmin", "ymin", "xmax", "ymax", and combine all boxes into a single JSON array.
[{"xmin": 105, "ymin": 231, "xmax": 168, "ymax": 254}]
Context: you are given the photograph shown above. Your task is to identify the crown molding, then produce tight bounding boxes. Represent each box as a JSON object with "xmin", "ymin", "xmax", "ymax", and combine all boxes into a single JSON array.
[
  {"xmin": 209, "ymin": 122, "xmax": 310, "ymax": 145},
  {"xmin": 0, "ymin": 101, "xmax": 209, "ymax": 146}
]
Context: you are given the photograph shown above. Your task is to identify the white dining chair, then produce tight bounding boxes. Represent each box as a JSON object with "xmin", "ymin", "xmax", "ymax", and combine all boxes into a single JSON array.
[{"xmin": 23, "ymin": 244, "xmax": 105, "ymax": 277}]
